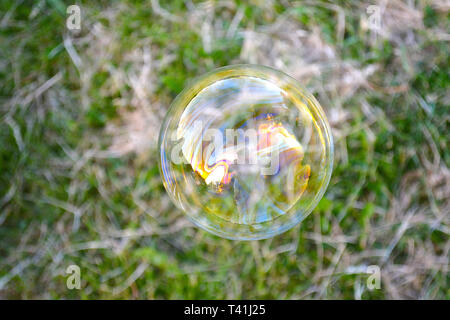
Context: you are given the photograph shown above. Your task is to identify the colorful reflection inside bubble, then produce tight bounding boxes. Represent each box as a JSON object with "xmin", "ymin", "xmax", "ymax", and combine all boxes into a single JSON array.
[{"xmin": 159, "ymin": 65, "xmax": 333, "ymax": 240}]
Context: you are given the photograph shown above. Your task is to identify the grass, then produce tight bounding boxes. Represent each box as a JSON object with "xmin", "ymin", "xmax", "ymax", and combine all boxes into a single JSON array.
[{"xmin": 0, "ymin": 0, "xmax": 448, "ymax": 299}]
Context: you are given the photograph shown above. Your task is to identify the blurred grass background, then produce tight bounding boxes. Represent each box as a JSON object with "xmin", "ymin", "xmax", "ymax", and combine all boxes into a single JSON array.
[{"xmin": 0, "ymin": 0, "xmax": 448, "ymax": 299}]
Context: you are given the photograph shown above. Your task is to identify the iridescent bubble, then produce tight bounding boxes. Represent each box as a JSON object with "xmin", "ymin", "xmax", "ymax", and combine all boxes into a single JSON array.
[{"xmin": 159, "ymin": 65, "xmax": 333, "ymax": 240}]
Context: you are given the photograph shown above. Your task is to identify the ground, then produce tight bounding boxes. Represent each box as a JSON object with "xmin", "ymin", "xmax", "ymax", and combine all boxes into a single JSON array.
[{"xmin": 0, "ymin": 0, "xmax": 448, "ymax": 299}]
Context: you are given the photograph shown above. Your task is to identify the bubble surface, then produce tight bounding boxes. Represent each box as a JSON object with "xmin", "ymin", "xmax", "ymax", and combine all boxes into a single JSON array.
[{"xmin": 159, "ymin": 65, "xmax": 333, "ymax": 240}]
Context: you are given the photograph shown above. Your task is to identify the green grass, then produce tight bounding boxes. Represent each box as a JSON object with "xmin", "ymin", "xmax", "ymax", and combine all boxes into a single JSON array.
[{"xmin": 0, "ymin": 0, "xmax": 448, "ymax": 299}]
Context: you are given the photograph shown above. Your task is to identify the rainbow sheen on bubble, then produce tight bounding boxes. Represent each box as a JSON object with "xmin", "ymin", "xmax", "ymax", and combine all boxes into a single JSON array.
[{"xmin": 159, "ymin": 65, "xmax": 333, "ymax": 240}]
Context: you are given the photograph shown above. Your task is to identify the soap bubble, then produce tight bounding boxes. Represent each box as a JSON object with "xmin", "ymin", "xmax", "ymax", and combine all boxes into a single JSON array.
[{"xmin": 158, "ymin": 65, "xmax": 333, "ymax": 240}]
